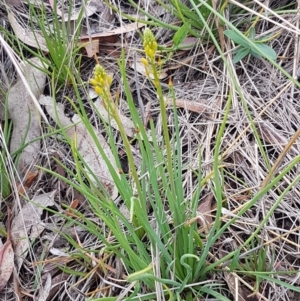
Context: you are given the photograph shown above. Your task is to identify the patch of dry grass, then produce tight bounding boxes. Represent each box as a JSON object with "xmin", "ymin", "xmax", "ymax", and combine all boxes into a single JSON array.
[{"xmin": 1, "ymin": 0, "xmax": 300, "ymax": 300}]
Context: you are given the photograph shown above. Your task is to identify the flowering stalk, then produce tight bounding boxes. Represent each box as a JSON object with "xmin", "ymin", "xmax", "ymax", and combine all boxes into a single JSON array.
[
  {"xmin": 90, "ymin": 64, "xmax": 116, "ymax": 115},
  {"xmin": 142, "ymin": 29, "xmax": 176, "ymax": 201},
  {"xmin": 90, "ymin": 63, "xmax": 143, "ymax": 206}
]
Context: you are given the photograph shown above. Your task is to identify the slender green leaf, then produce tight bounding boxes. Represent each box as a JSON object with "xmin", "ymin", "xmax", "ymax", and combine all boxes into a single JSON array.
[
  {"xmin": 201, "ymin": 286, "xmax": 231, "ymax": 301},
  {"xmin": 249, "ymin": 27, "xmax": 255, "ymax": 40}
]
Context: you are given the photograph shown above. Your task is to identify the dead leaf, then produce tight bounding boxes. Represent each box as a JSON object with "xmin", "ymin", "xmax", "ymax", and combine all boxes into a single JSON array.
[
  {"xmin": 51, "ymin": 152, "xmax": 67, "ymax": 190},
  {"xmin": 65, "ymin": 199, "xmax": 79, "ymax": 218},
  {"xmin": 0, "ymin": 241, "xmax": 14, "ymax": 291},
  {"xmin": 143, "ymin": 101, "xmax": 152, "ymax": 127},
  {"xmin": 197, "ymin": 193, "xmax": 214, "ymax": 233},
  {"xmin": 49, "ymin": 248, "xmax": 69, "ymax": 257},
  {"xmin": 100, "ymin": 43, "xmax": 122, "ymax": 58},
  {"xmin": 37, "ymin": 273, "xmax": 51, "ymax": 301},
  {"xmin": 80, "ymin": 22, "xmax": 145, "ymax": 40},
  {"xmin": 164, "ymin": 37, "xmax": 198, "ymax": 50},
  {"xmin": 0, "ymin": 208, "xmax": 14, "ymax": 292},
  {"xmin": 5, "ymin": 0, "xmax": 22, "ymax": 7},
  {"xmin": 49, "ymin": 0, "xmax": 98, "ymax": 20},
  {"xmin": 94, "ymin": 98, "xmax": 136, "ymax": 138},
  {"xmin": 168, "ymin": 98, "xmax": 208, "ymax": 114},
  {"xmin": 11, "ymin": 191, "xmax": 56, "ymax": 269},
  {"xmin": 79, "ymin": 0, "xmax": 115, "ymax": 39},
  {"xmin": 130, "ymin": 58, "xmax": 168, "ymax": 80},
  {"xmin": 224, "ymin": 272, "xmax": 244, "ymax": 301},
  {"xmin": 73, "ymin": 113, "xmax": 119, "ymax": 198},
  {"xmin": 39, "ymin": 96, "xmax": 119, "ymax": 199},
  {"xmin": 13, "ymin": 268, "xmax": 22, "ymax": 301},
  {"xmin": 219, "ymin": 249, "xmax": 258, "ymax": 301},
  {"xmin": 211, "ymin": 0, "xmax": 225, "ymax": 51},
  {"xmin": 8, "ymin": 57, "xmax": 47, "ymax": 176},
  {"xmin": 73, "ymin": 189, "xmax": 86, "ymax": 204},
  {"xmin": 46, "ymin": 273, "xmax": 69, "ymax": 301},
  {"xmin": 179, "ymin": 37, "xmax": 198, "ymax": 49},
  {"xmin": 78, "ymin": 39, "xmax": 99, "ymax": 58},
  {"xmin": 223, "ymin": 271, "xmax": 258, "ymax": 301},
  {"xmin": 8, "ymin": 12, "xmax": 48, "ymax": 52},
  {"xmin": 17, "ymin": 170, "xmax": 39, "ymax": 195}
]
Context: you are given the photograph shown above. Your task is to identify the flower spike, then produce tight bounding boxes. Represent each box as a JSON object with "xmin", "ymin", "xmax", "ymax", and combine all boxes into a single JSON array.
[{"xmin": 143, "ymin": 28, "xmax": 157, "ymax": 60}]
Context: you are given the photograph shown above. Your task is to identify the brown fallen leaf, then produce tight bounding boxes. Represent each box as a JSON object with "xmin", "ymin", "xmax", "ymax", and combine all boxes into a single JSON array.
[
  {"xmin": 219, "ymin": 249, "xmax": 259, "ymax": 301},
  {"xmin": 5, "ymin": 0, "xmax": 22, "ymax": 7},
  {"xmin": 223, "ymin": 271, "xmax": 258, "ymax": 301},
  {"xmin": 65, "ymin": 199, "xmax": 79, "ymax": 218},
  {"xmin": 197, "ymin": 192, "xmax": 214, "ymax": 233},
  {"xmin": 130, "ymin": 57, "xmax": 168, "ymax": 80},
  {"xmin": 49, "ymin": 0, "xmax": 98, "ymax": 20},
  {"xmin": 168, "ymin": 98, "xmax": 208, "ymax": 114},
  {"xmin": 45, "ymin": 273, "xmax": 69, "ymax": 301},
  {"xmin": 143, "ymin": 101, "xmax": 152, "ymax": 127},
  {"xmin": 0, "ymin": 207, "xmax": 14, "ymax": 292},
  {"xmin": 37, "ymin": 272, "xmax": 51, "ymax": 301},
  {"xmin": 17, "ymin": 170, "xmax": 39, "ymax": 195},
  {"xmin": 80, "ymin": 22, "xmax": 145, "ymax": 39},
  {"xmin": 8, "ymin": 12, "xmax": 48, "ymax": 52},
  {"xmin": 78, "ymin": 39, "xmax": 99, "ymax": 58},
  {"xmin": 164, "ymin": 37, "xmax": 198, "ymax": 50},
  {"xmin": 79, "ymin": 35, "xmax": 120, "ymax": 58},
  {"xmin": 11, "ymin": 191, "xmax": 56, "ymax": 269},
  {"xmin": 100, "ymin": 43, "xmax": 122, "ymax": 58},
  {"xmin": 50, "ymin": 152, "xmax": 66, "ymax": 190},
  {"xmin": 93, "ymin": 98, "xmax": 136, "ymax": 138},
  {"xmin": 8, "ymin": 57, "xmax": 47, "ymax": 176},
  {"xmin": 212, "ymin": 0, "xmax": 225, "ymax": 51},
  {"xmin": 223, "ymin": 271, "xmax": 245, "ymax": 301},
  {"xmin": 40, "ymin": 96, "xmax": 119, "ymax": 199}
]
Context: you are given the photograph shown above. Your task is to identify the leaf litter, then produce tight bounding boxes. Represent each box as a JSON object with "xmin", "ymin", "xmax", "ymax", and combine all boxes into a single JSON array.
[
  {"xmin": 11, "ymin": 191, "xmax": 56, "ymax": 269},
  {"xmin": 39, "ymin": 95, "xmax": 119, "ymax": 199},
  {"xmin": 0, "ymin": 207, "xmax": 14, "ymax": 292},
  {"xmin": 1, "ymin": 0, "xmax": 300, "ymax": 300},
  {"xmin": 7, "ymin": 57, "xmax": 47, "ymax": 176}
]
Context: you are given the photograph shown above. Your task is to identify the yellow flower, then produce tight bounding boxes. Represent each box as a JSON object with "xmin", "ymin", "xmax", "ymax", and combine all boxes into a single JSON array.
[
  {"xmin": 90, "ymin": 78, "xmax": 98, "ymax": 86},
  {"xmin": 141, "ymin": 57, "xmax": 149, "ymax": 67},
  {"xmin": 90, "ymin": 64, "xmax": 112, "ymax": 97},
  {"xmin": 95, "ymin": 86, "xmax": 103, "ymax": 95},
  {"xmin": 106, "ymin": 75, "xmax": 112, "ymax": 86}
]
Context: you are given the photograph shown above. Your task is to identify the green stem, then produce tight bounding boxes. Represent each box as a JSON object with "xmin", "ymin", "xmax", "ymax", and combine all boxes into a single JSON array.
[{"xmin": 150, "ymin": 59, "xmax": 179, "ymax": 224}]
